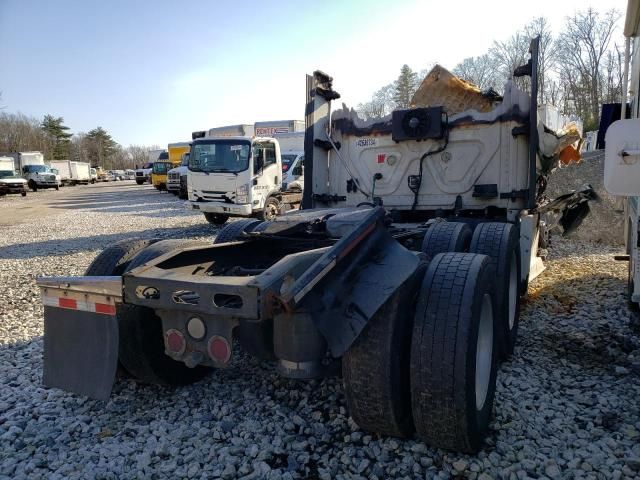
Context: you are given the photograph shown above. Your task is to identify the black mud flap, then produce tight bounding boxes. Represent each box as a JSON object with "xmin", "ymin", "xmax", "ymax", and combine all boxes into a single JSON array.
[
  {"xmin": 303, "ymin": 229, "xmax": 420, "ymax": 357},
  {"xmin": 43, "ymin": 306, "xmax": 119, "ymax": 400}
]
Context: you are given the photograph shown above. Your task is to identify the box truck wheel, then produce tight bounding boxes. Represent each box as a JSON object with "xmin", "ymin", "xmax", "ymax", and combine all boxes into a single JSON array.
[
  {"xmin": 21, "ymin": 191, "xmax": 26, "ymax": 197},
  {"xmin": 421, "ymin": 221, "xmax": 472, "ymax": 259},
  {"xmin": 470, "ymin": 222, "xmax": 521, "ymax": 359},
  {"xmin": 84, "ymin": 238, "xmax": 158, "ymax": 276},
  {"xmin": 214, "ymin": 219, "xmax": 261, "ymax": 244},
  {"xmin": 411, "ymin": 253, "xmax": 497, "ymax": 453},
  {"xmin": 342, "ymin": 264, "xmax": 426, "ymax": 437},
  {"xmin": 204, "ymin": 213, "xmax": 229, "ymax": 226},
  {"xmin": 55, "ymin": 185, "xmax": 59, "ymax": 191},
  {"xmin": 28, "ymin": 180, "xmax": 37, "ymax": 192},
  {"xmin": 135, "ymin": 179, "xmax": 144, "ymax": 185},
  {"xmin": 258, "ymin": 197, "xmax": 281, "ymax": 221},
  {"xmin": 118, "ymin": 240, "xmax": 212, "ymax": 385}
]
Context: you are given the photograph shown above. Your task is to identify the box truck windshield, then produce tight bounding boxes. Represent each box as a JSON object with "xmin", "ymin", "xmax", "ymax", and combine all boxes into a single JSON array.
[
  {"xmin": 190, "ymin": 140, "xmax": 250, "ymax": 173},
  {"xmin": 24, "ymin": 165, "xmax": 51, "ymax": 173}
]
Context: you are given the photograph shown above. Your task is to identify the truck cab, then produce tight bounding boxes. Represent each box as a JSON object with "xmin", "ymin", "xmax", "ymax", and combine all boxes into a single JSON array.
[
  {"xmin": 22, "ymin": 164, "xmax": 60, "ymax": 191},
  {"xmin": 151, "ymin": 151, "xmax": 170, "ymax": 190},
  {"xmin": 188, "ymin": 136, "xmax": 289, "ymax": 224}
]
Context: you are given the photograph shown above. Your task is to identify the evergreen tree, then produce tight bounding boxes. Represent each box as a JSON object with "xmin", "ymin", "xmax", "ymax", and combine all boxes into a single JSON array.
[
  {"xmin": 393, "ymin": 65, "xmax": 419, "ymax": 108},
  {"xmin": 85, "ymin": 127, "xmax": 118, "ymax": 167},
  {"xmin": 41, "ymin": 114, "xmax": 72, "ymax": 160}
]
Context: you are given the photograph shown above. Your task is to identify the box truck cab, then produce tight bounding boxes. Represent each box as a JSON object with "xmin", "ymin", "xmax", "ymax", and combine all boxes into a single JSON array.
[
  {"xmin": 153, "ymin": 142, "xmax": 189, "ymax": 190},
  {"xmin": 188, "ymin": 136, "xmax": 304, "ymax": 224}
]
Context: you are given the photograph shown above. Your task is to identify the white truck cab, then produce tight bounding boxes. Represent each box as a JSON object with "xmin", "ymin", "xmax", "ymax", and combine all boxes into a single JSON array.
[{"xmin": 188, "ymin": 136, "xmax": 297, "ymax": 224}]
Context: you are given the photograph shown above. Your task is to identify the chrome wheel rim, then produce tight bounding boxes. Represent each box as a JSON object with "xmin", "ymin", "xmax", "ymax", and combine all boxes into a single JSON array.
[{"xmin": 475, "ymin": 293, "xmax": 494, "ymax": 411}]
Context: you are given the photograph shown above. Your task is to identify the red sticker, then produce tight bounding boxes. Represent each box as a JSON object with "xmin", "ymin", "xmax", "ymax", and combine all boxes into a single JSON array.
[
  {"xmin": 58, "ymin": 297, "xmax": 78, "ymax": 309},
  {"xmin": 377, "ymin": 154, "xmax": 385, "ymax": 164}
]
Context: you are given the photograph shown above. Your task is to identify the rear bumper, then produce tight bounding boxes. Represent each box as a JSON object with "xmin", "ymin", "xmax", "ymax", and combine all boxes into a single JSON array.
[{"xmin": 188, "ymin": 200, "xmax": 253, "ymax": 216}]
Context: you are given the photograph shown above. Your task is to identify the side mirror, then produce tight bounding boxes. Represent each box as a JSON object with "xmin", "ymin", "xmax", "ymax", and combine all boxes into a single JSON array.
[
  {"xmin": 605, "ymin": 119, "xmax": 640, "ymax": 196},
  {"xmin": 293, "ymin": 165, "xmax": 303, "ymax": 176}
]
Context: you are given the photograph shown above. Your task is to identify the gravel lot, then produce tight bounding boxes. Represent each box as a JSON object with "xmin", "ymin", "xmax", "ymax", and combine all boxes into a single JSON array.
[{"xmin": 1, "ymin": 182, "xmax": 640, "ymax": 479}]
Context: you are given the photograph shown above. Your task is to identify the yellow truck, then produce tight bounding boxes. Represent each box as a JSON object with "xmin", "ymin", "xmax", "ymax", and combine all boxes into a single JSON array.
[{"xmin": 152, "ymin": 142, "xmax": 190, "ymax": 190}]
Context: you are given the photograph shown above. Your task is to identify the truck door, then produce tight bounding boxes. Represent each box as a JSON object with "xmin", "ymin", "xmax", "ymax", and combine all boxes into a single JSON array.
[{"xmin": 252, "ymin": 141, "xmax": 281, "ymax": 207}]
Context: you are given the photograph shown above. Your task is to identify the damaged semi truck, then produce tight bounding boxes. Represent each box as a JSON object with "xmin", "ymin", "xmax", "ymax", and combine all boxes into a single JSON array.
[{"xmin": 37, "ymin": 38, "xmax": 584, "ymax": 453}]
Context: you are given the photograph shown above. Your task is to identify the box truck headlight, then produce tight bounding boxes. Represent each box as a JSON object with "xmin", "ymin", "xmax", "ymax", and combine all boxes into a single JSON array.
[{"xmin": 236, "ymin": 184, "xmax": 249, "ymax": 204}]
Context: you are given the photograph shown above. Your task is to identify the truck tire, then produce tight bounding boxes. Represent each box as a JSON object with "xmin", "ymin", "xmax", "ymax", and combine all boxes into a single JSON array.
[
  {"xmin": 28, "ymin": 180, "xmax": 37, "ymax": 192},
  {"xmin": 421, "ymin": 221, "xmax": 472, "ymax": 259},
  {"xmin": 136, "ymin": 179, "xmax": 144, "ymax": 185},
  {"xmin": 21, "ymin": 191, "xmax": 26, "ymax": 197},
  {"xmin": 84, "ymin": 238, "xmax": 157, "ymax": 276},
  {"xmin": 55, "ymin": 185, "xmax": 59, "ymax": 191},
  {"xmin": 469, "ymin": 222, "xmax": 521, "ymax": 359},
  {"xmin": 411, "ymin": 252, "xmax": 497, "ymax": 453},
  {"xmin": 342, "ymin": 265, "xmax": 426, "ymax": 437},
  {"xmin": 118, "ymin": 239, "xmax": 211, "ymax": 385},
  {"xmin": 214, "ymin": 219, "xmax": 261, "ymax": 244},
  {"xmin": 258, "ymin": 197, "xmax": 280, "ymax": 221},
  {"xmin": 204, "ymin": 213, "xmax": 229, "ymax": 226}
]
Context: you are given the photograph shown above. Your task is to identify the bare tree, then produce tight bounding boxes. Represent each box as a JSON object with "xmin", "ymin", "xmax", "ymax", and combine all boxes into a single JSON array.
[
  {"xmin": 452, "ymin": 54, "xmax": 500, "ymax": 90},
  {"xmin": 523, "ymin": 17, "xmax": 558, "ymax": 104},
  {"xmin": 557, "ymin": 8, "xmax": 622, "ymax": 128},
  {"xmin": 489, "ymin": 32, "xmax": 530, "ymax": 88},
  {"xmin": 357, "ymin": 83, "xmax": 396, "ymax": 119}
]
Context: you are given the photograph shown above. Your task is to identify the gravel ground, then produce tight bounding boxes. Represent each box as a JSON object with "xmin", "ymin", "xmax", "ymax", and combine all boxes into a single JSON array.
[{"xmin": 1, "ymin": 183, "xmax": 640, "ymax": 479}]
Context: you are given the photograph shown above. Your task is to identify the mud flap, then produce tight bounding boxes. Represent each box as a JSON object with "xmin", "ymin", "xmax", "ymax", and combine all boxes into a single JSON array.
[
  {"xmin": 303, "ymin": 229, "xmax": 420, "ymax": 357},
  {"xmin": 43, "ymin": 306, "xmax": 119, "ymax": 400}
]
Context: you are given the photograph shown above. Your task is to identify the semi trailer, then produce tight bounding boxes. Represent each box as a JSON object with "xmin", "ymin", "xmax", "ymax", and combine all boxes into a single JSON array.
[{"xmin": 36, "ymin": 38, "xmax": 582, "ymax": 452}]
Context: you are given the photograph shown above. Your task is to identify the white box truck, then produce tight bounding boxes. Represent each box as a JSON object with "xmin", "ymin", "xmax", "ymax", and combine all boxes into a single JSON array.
[
  {"xmin": 0, "ymin": 156, "xmax": 27, "ymax": 196},
  {"xmin": 4, "ymin": 152, "xmax": 60, "ymax": 191},
  {"xmin": 273, "ymin": 131, "xmax": 304, "ymax": 190},
  {"xmin": 50, "ymin": 160, "xmax": 72, "ymax": 185},
  {"xmin": 70, "ymin": 162, "xmax": 91, "ymax": 184},
  {"xmin": 254, "ymin": 119, "xmax": 304, "ymax": 136}
]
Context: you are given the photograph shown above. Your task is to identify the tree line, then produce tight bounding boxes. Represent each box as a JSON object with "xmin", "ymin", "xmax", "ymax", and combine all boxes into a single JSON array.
[
  {"xmin": 0, "ymin": 111, "xmax": 158, "ymax": 170},
  {"xmin": 357, "ymin": 7, "xmax": 622, "ymax": 131}
]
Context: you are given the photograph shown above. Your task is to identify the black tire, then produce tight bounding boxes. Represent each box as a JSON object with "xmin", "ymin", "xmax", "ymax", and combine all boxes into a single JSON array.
[
  {"xmin": 258, "ymin": 197, "xmax": 280, "ymax": 221},
  {"xmin": 119, "ymin": 239, "xmax": 211, "ymax": 385},
  {"xmin": 21, "ymin": 191, "xmax": 26, "ymax": 197},
  {"xmin": 342, "ymin": 265, "xmax": 427, "ymax": 437},
  {"xmin": 55, "ymin": 185, "xmax": 59, "ymax": 191},
  {"xmin": 204, "ymin": 212, "xmax": 229, "ymax": 226},
  {"xmin": 213, "ymin": 219, "xmax": 261, "ymax": 244},
  {"xmin": 136, "ymin": 180, "xmax": 144, "ymax": 185},
  {"xmin": 470, "ymin": 222, "xmax": 521, "ymax": 359},
  {"xmin": 421, "ymin": 221, "xmax": 472, "ymax": 259},
  {"xmin": 28, "ymin": 180, "xmax": 37, "ymax": 192},
  {"xmin": 411, "ymin": 253, "xmax": 497, "ymax": 453},
  {"xmin": 85, "ymin": 238, "xmax": 157, "ymax": 276}
]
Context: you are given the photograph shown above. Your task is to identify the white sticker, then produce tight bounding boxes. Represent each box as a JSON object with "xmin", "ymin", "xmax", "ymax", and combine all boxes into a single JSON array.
[
  {"xmin": 356, "ymin": 138, "xmax": 376, "ymax": 147},
  {"xmin": 230, "ymin": 145, "xmax": 243, "ymax": 151}
]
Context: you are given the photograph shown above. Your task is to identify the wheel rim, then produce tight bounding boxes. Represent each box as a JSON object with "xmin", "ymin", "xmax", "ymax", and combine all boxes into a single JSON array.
[
  {"xmin": 508, "ymin": 252, "xmax": 518, "ymax": 330},
  {"xmin": 264, "ymin": 202, "xmax": 278, "ymax": 220},
  {"xmin": 475, "ymin": 294, "xmax": 493, "ymax": 411}
]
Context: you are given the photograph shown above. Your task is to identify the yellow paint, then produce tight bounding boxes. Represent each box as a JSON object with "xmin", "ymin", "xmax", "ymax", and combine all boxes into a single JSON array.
[{"xmin": 153, "ymin": 144, "xmax": 190, "ymax": 189}]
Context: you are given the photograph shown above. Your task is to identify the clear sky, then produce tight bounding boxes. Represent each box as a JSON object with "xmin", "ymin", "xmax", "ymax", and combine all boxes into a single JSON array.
[{"xmin": 0, "ymin": 0, "xmax": 627, "ymax": 146}]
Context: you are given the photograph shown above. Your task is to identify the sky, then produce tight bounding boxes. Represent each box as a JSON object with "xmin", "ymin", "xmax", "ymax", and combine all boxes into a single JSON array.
[{"xmin": 0, "ymin": 0, "xmax": 628, "ymax": 146}]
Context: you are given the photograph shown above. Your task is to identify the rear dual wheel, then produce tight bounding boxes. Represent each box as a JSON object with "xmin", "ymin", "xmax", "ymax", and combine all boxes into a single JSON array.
[
  {"xmin": 343, "ymin": 252, "xmax": 498, "ymax": 452},
  {"xmin": 85, "ymin": 238, "xmax": 211, "ymax": 386}
]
